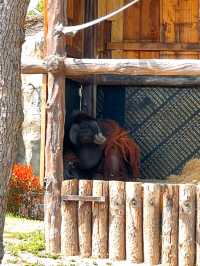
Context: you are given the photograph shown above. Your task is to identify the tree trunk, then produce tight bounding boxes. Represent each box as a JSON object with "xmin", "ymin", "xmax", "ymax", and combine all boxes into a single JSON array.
[{"xmin": 0, "ymin": 0, "xmax": 29, "ymax": 262}]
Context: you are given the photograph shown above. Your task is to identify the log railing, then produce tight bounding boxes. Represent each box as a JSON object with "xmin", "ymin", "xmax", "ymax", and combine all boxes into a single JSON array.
[
  {"xmin": 21, "ymin": 58, "xmax": 200, "ymax": 77},
  {"xmin": 60, "ymin": 179, "xmax": 200, "ymax": 266}
]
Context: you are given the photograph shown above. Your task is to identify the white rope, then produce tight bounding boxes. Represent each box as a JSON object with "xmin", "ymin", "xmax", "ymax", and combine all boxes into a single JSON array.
[
  {"xmin": 55, "ymin": 0, "xmax": 141, "ymax": 36},
  {"xmin": 79, "ymin": 85, "xmax": 83, "ymax": 111}
]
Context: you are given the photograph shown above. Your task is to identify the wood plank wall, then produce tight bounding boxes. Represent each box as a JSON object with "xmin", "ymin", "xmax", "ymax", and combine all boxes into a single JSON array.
[
  {"xmin": 96, "ymin": 0, "xmax": 200, "ymax": 59},
  {"xmin": 65, "ymin": 0, "xmax": 85, "ymax": 58}
]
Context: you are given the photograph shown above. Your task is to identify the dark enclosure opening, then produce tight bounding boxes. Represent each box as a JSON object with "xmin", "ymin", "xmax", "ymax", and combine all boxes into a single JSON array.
[{"xmin": 64, "ymin": 79, "xmax": 200, "ymax": 180}]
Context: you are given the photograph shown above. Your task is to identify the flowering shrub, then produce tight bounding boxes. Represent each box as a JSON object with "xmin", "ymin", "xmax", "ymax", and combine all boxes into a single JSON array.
[{"xmin": 7, "ymin": 164, "xmax": 42, "ymax": 215}]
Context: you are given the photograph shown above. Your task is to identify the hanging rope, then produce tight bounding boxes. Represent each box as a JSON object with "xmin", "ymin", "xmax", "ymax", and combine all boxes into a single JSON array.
[
  {"xmin": 79, "ymin": 85, "xmax": 83, "ymax": 111},
  {"xmin": 55, "ymin": 0, "xmax": 141, "ymax": 37}
]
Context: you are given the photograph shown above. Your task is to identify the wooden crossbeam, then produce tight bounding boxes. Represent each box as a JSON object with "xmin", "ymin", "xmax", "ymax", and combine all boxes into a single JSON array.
[
  {"xmin": 21, "ymin": 57, "xmax": 200, "ymax": 77},
  {"xmin": 62, "ymin": 195, "xmax": 105, "ymax": 202},
  {"xmin": 108, "ymin": 41, "xmax": 200, "ymax": 51},
  {"xmin": 69, "ymin": 75, "xmax": 200, "ymax": 87}
]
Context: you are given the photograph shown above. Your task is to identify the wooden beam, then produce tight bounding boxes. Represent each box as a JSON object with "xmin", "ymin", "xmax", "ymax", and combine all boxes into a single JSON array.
[
  {"xmin": 69, "ymin": 75, "xmax": 200, "ymax": 87},
  {"xmin": 62, "ymin": 195, "xmax": 105, "ymax": 202},
  {"xmin": 108, "ymin": 41, "xmax": 200, "ymax": 51},
  {"xmin": 21, "ymin": 58, "xmax": 200, "ymax": 77},
  {"xmin": 83, "ymin": 0, "xmax": 96, "ymax": 115},
  {"xmin": 44, "ymin": 0, "xmax": 66, "ymax": 254}
]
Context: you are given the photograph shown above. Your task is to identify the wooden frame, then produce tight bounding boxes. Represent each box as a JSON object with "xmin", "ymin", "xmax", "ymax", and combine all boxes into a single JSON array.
[
  {"xmin": 108, "ymin": 41, "xmax": 200, "ymax": 51},
  {"xmin": 22, "ymin": 57, "xmax": 200, "ymax": 77},
  {"xmin": 25, "ymin": 0, "xmax": 200, "ymax": 257},
  {"xmin": 62, "ymin": 195, "xmax": 105, "ymax": 202}
]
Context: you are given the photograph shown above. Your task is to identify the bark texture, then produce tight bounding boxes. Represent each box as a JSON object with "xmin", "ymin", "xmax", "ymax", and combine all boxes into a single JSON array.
[
  {"xmin": 44, "ymin": 0, "xmax": 66, "ymax": 253},
  {"xmin": 143, "ymin": 183, "xmax": 161, "ymax": 265},
  {"xmin": 162, "ymin": 184, "xmax": 179, "ymax": 266},
  {"xmin": 126, "ymin": 182, "xmax": 143, "ymax": 263},
  {"xmin": 109, "ymin": 181, "xmax": 125, "ymax": 260},
  {"xmin": 78, "ymin": 180, "xmax": 92, "ymax": 257},
  {"xmin": 92, "ymin": 180, "xmax": 109, "ymax": 258},
  {"xmin": 61, "ymin": 180, "xmax": 79, "ymax": 256},
  {"xmin": 179, "ymin": 184, "xmax": 196, "ymax": 266},
  {"xmin": 0, "ymin": 0, "xmax": 29, "ymax": 262},
  {"xmin": 21, "ymin": 58, "xmax": 200, "ymax": 77}
]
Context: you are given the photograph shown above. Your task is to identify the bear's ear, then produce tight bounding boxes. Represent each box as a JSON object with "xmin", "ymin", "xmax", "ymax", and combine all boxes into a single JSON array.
[{"xmin": 69, "ymin": 124, "xmax": 80, "ymax": 145}]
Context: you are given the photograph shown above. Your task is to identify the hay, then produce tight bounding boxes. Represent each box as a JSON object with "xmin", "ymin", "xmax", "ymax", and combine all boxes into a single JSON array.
[{"xmin": 166, "ymin": 159, "xmax": 200, "ymax": 184}]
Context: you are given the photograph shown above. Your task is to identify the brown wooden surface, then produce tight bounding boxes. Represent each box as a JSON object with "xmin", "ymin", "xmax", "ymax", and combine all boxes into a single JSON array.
[
  {"xmin": 83, "ymin": 0, "xmax": 96, "ymax": 115},
  {"xmin": 97, "ymin": 0, "xmax": 200, "ymax": 59},
  {"xmin": 109, "ymin": 181, "xmax": 125, "ymax": 261},
  {"xmin": 143, "ymin": 183, "xmax": 161, "ymax": 265},
  {"xmin": 44, "ymin": 0, "xmax": 66, "ymax": 254},
  {"xmin": 72, "ymin": 75, "xmax": 200, "ymax": 86},
  {"xmin": 108, "ymin": 41, "xmax": 200, "ymax": 51},
  {"xmin": 78, "ymin": 180, "xmax": 92, "ymax": 257},
  {"xmin": 126, "ymin": 182, "xmax": 143, "ymax": 263},
  {"xmin": 65, "ymin": 0, "xmax": 84, "ymax": 58},
  {"xmin": 62, "ymin": 195, "xmax": 105, "ymax": 202},
  {"xmin": 162, "ymin": 184, "xmax": 179, "ymax": 266},
  {"xmin": 61, "ymin": 180, "xmax": 79, "ymax": 256},
  {"xmin": 21, "ymin": 58, "xmax": 200, "ymax": 77},
  {"xmin": 92, "ymin": 180, "xmax": 109, "ymax": 258},
  {"xmin": 123, "ymin": 0, "xmax": 140, "ymax": 59},
  {"xmin": 179, "ymin": 184, "xmax": 196, "ymax": 266}
]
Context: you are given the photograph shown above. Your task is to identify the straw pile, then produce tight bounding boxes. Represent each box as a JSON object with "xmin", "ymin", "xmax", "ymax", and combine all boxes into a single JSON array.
[{"xmin": 167, "ymin": 159, "xmax": 200, "ymax": 184}]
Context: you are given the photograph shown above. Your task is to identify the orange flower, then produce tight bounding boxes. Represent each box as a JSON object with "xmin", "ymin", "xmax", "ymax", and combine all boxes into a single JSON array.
[{"xmin": 7, "ymin": 164, "xmax": 42, "ymax": 214}]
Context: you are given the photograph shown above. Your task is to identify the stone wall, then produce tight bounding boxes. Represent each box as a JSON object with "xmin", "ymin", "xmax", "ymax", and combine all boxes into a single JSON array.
[{"xmin": 16, "ymin": 17, "xmax": 44, "ymax": 176}]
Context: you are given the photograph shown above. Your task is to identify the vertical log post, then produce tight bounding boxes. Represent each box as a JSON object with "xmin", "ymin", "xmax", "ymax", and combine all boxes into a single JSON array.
[
  {"xmin": 83, "ymin": 0, "xmax": 96, "ymax": 115},
  {"xmin": 162, "ymin": 184, "xmax": 179, "ymax": 266},
  {"xmin": 44, "ymin": 0, "xmax": 66, "ymax": 253},
  {"xmin": 78, "ymin": 180, "xmax": 92, "ymax": 257},
  {"xmin": 143, "ymin": 183, "xmax": 161, "ymax": 265},
  {"xmin": 61, "ymin": 180, "xmax": 79, "ymax": 256},
  {"xmin": 179, "ymin": 184, "xmax": 196, "ymax": 266},
  {"xmin": 126, "ymin": 182, "xmax": 143, "ymax": 263},
  {"xmin": 197, "ymin": 184, "xmax": 200, "ymax": 266},
  {"xmin": 92, "ymin": 180, "xmax": 109, "ymax": 258},
  {"xmin": 109, "ymin": 181, "xmax": 125, "ymax": 261}
]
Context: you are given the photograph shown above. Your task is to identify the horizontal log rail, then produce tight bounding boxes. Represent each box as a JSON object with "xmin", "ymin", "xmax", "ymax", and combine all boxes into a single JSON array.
[
  {"xmin": 21, "ymin": 57, "xmax": 200, "ymax": 77},
  {"xmin": 71, "ymin": 75, "xmax": 200, "ymax": 87},
  {"xmin": 108, "ymin": 41, "xmax": 200, "ymax": 51},
  {"xmin": 62, "ymin": 195, "xmax": 105, "ymax": 202}
]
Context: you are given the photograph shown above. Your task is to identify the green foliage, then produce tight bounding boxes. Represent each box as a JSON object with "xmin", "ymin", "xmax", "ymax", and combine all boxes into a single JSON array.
[
  {"xmin": 27, "ymin": 0, "xmax": 44, "ymax": 16},
  {"xmin": 7, "ymin": 231, "xmax": 45, "ymax": 256},
  {"xmin": 36, "ymin": 0, "xmax": 44, "ymax": 13},
  {"xmin": 38, "ymin": 252, "xmax": 61, "ymax": 260}
]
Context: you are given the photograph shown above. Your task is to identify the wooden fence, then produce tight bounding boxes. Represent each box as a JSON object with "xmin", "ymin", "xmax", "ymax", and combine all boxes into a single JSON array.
[{"xmin": 60, "ymin": 179, "xmax": 200, "ymax": 265}]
